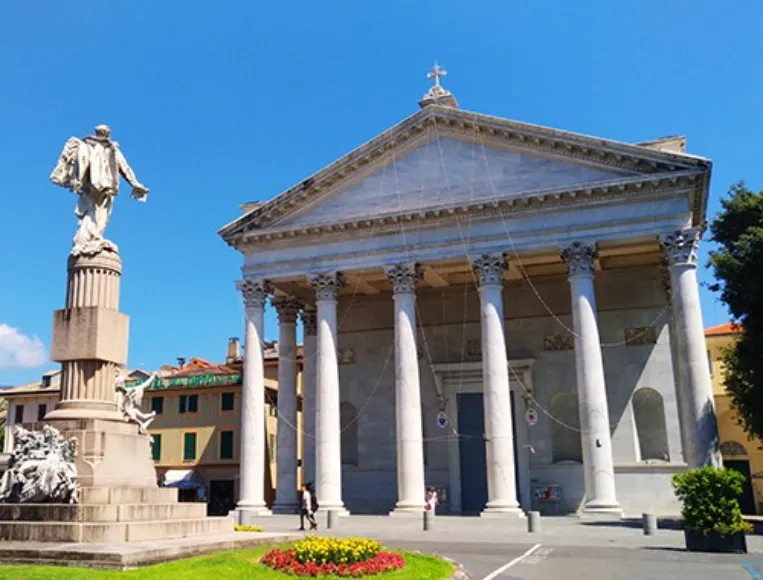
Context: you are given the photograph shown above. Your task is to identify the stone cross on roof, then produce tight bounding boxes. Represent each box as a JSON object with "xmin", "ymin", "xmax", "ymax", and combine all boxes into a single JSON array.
[
  {"xmin": 427, "ymin": 62, "xmax": 447, "ymax": 87},
  {"xmin": 419, "ymin": 61, "xmax": 458, "ymax": 109}
]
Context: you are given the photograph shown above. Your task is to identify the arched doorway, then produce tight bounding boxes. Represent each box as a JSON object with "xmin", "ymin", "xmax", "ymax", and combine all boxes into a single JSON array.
[{"xmin": 720, "ymin": 440, "xmax": 757, "ymax": 515}]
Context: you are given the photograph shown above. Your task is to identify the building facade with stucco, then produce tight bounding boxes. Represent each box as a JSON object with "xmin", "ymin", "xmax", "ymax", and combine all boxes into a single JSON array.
[{"xmin": 220, "ymin": 70, "xmax": 721, "ymax": 518}]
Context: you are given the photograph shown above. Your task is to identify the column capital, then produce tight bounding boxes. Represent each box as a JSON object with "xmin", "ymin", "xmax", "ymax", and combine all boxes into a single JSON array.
[
  {"xmin": 659, "ymin": 254, "xmax": 672, "ymax": 302},
  {"xmin": 472, "ymin": 253, "xmax": 507, "ymax": 288},
  {"xmin": 560, "ymin": 241, "xmax": 597, "ymax": 277},
  {"xmin": 272, "ymin": 296, "xmax": 300, "ymax": 324},
  {"xmin": 236, "ymin": 279, "xmax": 271, "ymax": 310},
  {"xmin": 301, "ymin": 307, "xmax": 317, "ymax": 336},
  {"xmin": 384, "ymin": 263, "xmax": 422, "ymax": 294},
  {"xmin": 660, "ymin": 227, "xmax": 702, "ymax": 268},
  {"xmin": 308, "ymin": 272, "xmax": 345, "ymax": 302}
]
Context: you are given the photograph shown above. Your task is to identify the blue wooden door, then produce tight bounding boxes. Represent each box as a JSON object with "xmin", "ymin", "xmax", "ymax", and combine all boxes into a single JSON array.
[{"xmin": 458, "ymin": 393, "xmax": 488, "ymax": 514}]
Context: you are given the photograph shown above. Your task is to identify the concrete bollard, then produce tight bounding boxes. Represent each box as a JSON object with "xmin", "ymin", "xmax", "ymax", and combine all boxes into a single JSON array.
[
  {"xmin": 642, "ymin": 513, "xmax": 657, "ymax": 535},
  {"xmin": 423, "ymin": 509, "xmax": 433, "ymax": 531},
  {"xmin": 326, "ymin": 510, "xmax": 337, "ymax": 530},
  {"xmin": 527, "ymin": 511, "xmax": 541, "ymax": 533}
]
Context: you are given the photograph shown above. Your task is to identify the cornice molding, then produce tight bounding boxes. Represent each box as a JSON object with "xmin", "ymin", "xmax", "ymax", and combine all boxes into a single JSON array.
[
  {"xmin": 219, "ymin": 106, "xmax": 710, "ymax": 245},
  {"xmin": 230, "ymin": 172, "xmax": 701, "ymax": 249}
]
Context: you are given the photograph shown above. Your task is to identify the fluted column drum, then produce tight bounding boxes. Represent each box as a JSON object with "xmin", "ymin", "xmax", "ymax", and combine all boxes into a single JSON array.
[{"xmin": 47, "ymin": 252, "xmax": 129, "ymax": 421}]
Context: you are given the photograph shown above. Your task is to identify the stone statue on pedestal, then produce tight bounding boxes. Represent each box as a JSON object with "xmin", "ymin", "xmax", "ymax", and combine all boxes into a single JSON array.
[
  {"xmin": 0, "ymin": 425, "xmax": 80, "ymax": 504},
  {"xmin": 115, "ymin": 372, "xmax": 158, "ymax": 438},
  {"xmin": 50, "ymin": 125, "xmax": 150, "ymax": 257}
]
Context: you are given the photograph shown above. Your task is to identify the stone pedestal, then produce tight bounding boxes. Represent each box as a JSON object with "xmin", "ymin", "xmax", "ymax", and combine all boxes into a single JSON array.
[
  {"xmin": 0, "ymin": 249, "xmax": 234, "ymax": 544},
  {"xmin": 47, "ymin": 252, "xmax": 127, "ymax": 422}
]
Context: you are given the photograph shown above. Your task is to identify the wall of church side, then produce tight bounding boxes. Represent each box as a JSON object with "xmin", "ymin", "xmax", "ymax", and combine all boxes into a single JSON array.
[{"xmin": 334, "ymin": 265, "xmax": 684, "ymax": 515}]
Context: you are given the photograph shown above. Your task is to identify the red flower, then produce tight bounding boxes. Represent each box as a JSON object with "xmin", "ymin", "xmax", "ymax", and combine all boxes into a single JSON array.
[{"xmin": 261, "ymin": 548, "xmax": 405, "ymax": 577}]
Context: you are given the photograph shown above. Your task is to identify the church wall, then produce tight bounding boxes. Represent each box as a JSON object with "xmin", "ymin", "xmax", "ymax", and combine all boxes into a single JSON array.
[{"xmin": 335, "ymin": 265, "xmax": 684, "ymax": 515}]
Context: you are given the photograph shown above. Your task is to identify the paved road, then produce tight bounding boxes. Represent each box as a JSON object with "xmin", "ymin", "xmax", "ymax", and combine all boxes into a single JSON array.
[
  {"xmin": 250, "ymin": 514, "xmax": 763, "ymax": 579},
  {"xmin": 386, "ymin": 540, "xmax": 759, "ymax": 579}
]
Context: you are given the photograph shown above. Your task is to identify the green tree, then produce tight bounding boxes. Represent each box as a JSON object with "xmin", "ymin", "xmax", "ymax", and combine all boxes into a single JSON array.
[{"xmin": 707, "ymin": 181, "xmax": 763, "ymax": 441}]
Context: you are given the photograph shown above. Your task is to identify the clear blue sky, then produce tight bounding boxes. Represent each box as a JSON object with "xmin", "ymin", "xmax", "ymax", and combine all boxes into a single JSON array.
[{"xmin": 1, "ymin": 1, "xmax": 761, "ymax": 386}]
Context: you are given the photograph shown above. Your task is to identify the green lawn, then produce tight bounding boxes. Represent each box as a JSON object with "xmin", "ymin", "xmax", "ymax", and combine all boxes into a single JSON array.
[{"xmin": 0, "ymin": 545, "xmax": 454, "ymax": 580}]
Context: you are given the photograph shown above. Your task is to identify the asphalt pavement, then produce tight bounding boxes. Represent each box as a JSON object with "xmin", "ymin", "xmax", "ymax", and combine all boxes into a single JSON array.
[{"xmin": 250, "ymin": 514, "xmax": 763, "ymax": 579}]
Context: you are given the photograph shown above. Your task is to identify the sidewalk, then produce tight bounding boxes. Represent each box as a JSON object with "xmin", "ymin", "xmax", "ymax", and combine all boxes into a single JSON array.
[{"xmin": 249, "ymin": 514, "xmax": 763, "ymax": 554}]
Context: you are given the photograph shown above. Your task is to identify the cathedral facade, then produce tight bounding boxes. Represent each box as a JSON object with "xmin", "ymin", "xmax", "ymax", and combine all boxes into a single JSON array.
[{"xmin": 220, "ymin": 72, "xmax": 719, "ymax": 518}]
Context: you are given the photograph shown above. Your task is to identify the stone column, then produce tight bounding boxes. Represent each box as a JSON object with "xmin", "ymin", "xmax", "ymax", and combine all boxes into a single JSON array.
[
  {"xmin": 272, "ymin": 297, "xmax": 300, "ymax": 513},
  {"xmin": 660, "ymin": 228, "xmax": 722, "ymax": 468},
  {"xmin": 385, "ymin": 263, "xmax": 426, "ymax": 515},
  {"xmin": 472, "ymin": 254, "xmax": 522, "ymax": 516},
  {"xmin": 47, "ymin": 252, "xmax": 127, "ymax": 421},
  {"xmin": 300, "ymin": 307, "xmax": 318, "ymax": 486},
  {"xmin": 235, "ymin": 279, "xmax": 272, "ymax": 516},
  {"xmin": 560, "ymin": 242, "xmax": 620, "ymax": 513},
  {"xmin": 308, "ymin": 272, "xmax": 346, "ymax": 512},
  {"xmin": 661, "ymin": 258, "xmax": 692, "ymax": 463}
]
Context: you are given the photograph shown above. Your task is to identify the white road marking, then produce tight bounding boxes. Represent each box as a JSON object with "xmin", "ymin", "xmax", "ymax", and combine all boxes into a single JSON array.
[
  {"xmin": 482, "ymin": 543, "xmax": 543, "ymax": 580},
  {"xmin": 523, "ymin": 546, "xmax": 553, "ymax": 564}
]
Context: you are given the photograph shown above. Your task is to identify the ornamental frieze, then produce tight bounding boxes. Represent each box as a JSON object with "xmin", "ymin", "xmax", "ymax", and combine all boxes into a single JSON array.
[
  {"xmin": 543, "ymin": 334, "xmax": 574, "ymax": 351},
  {"xmin": 624, "ymin": 327, "xmax": 658, "ymax": 346}
]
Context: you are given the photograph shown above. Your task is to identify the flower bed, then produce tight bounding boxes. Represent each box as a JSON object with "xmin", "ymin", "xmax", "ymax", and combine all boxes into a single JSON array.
[{"xmin": 261, "ymin": 537, "xmax": 406, "ymax": 577}]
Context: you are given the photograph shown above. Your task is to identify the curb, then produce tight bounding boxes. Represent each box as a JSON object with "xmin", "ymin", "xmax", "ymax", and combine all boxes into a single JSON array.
[
  {"xmin": 409, "ymin": 550, "xmax": 470, "ymax": 580},
  {"xmin": 443, "ymin": 556, "xmax": 470, "ymax": 579}
]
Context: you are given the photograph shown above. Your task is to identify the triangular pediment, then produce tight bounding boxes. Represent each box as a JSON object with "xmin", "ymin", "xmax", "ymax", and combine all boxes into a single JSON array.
[
  {"xmin": 275, "ymin": 137, "xmax": 634, "ymax": 228},
  {"xmin": 219, "ymin": 106, "xmax": 711, "ymax": 245}
]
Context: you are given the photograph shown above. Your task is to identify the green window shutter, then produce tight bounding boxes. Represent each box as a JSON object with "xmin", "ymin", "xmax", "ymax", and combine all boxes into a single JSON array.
[
  {"xmin": 221, "ymin": 392, "xmax": 235, "ymax": 411},
  {"xmin": 151, "ymin": 397, "xmax": 164, "ymax": 415},
  {"xmin": 220, "ymin": 430, "xmax": 234, "ymax": 459},
  {"xmin": 183, "ymin": 433, "xmax": 197, "ymax": 461},
  {"xmin": 188, "ymin": 395, "xmax": 199, "ymax": 413},
  {"xmin": 179, "ymin": 396, "xmax": 187, "ymax": 414},
  {"xmin": 151, "ymin": 434, "xmax": 162, "ymax": 461}
]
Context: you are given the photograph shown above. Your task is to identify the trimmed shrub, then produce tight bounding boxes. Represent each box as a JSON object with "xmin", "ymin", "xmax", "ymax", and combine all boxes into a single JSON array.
[{"xmin": 671, "ymin": 466, "xmax": 753, "ymax": 536}]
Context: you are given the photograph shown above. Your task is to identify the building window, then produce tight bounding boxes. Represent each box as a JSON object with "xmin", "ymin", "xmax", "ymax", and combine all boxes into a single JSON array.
[
  {"xmin": 151, "ymin": 397, "xmax": 164, "ymax": 415},
  {"xmin": 340, "ymin": 401, "xmax": 359, "ymax": 466},
  {"xmin": 708, "ymin": 350, "xmax": 713, "ymax": 376},
  {"xmin": 179, "ymin": 394, "xmax": 199, "ymax": 414},
  {"xmin": 152, "ymin": 434, "xmax": 162, "ymax": 461},
  {"xmin": 720, "ymin": 441, "xmax": 747, "ymax": 457},
  {"xmin": 221, "ymin": 392, "xmax": 235, "ymax": 412},
  {"xmin": 14, "ymin": 405, "xmax": 23, "ymax": 424},
  {"xmin": 183, "ymin": 433, "xmax": 197, "ymax": 461},
  {"xmin": 549, "ymin": 392, "xmax": 582, "ymax": 463},
  {"xmin": 268, "ymin": 433, "xmax": 276, "ymax": 460},
  {"xmin": 37, "ymin": 404, "xmax": 46, "ymax": 422},
  {"xmin": 632, "ymin": 387, "xmax": 670, "ymax": 461},
  {"xmin": 219, "ymin": 430, "xmax": 234, "ymax": 460}
]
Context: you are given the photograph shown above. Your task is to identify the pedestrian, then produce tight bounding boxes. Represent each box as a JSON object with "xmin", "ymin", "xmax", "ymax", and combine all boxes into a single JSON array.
[
  {"xmin": 425, "ymin": 486, "xmax": 439, "ymax": 515},
  {"xmin": 299, "ymin": 482, "xmax": 318, "ymax": 531}
]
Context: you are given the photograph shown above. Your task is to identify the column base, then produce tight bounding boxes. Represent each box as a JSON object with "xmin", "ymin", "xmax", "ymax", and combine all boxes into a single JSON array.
[
  {"xmin": 480, "ymin": 505, "xmax": 525, "ymax": 518},
  {"xmin": 579, "ymin": 502, "xmax": 623, "ymax": 520},
  {"xmin": 271, "ymin": 502, "xmax": 300, "ymax": 515},
  {"xmin": 233, "ymin": 505, "xmax": 273, "ymax": 525},
  {"xmin": 45, "ymin": 400, "xmax": 123, "ymax": 422}
]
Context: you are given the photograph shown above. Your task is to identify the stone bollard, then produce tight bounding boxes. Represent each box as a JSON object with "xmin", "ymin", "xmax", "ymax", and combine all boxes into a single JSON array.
[
  {"xmin": 642, "ymin": 513, "xmax": 657, "ymax": 535},
  {"xmin": 423, "ymin": 509, "xmax": 433, "ymax": 531},
  {"xmin": 527, "ymin": 511, "xmax": 541, "ymax": 533},
  {"xmin": 326, "ymin": 510, "xmax": 337, "ymax": 530}
]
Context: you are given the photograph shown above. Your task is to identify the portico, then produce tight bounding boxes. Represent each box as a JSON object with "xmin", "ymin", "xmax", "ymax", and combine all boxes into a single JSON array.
[{"xmin": 220, "ymin": 70, "xmax": 720, "ymax": 518}]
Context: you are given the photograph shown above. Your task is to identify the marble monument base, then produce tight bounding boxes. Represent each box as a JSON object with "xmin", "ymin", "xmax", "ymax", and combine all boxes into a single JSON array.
[
  {"xmin": 45, "ymin": 418, "xmax": 157, "ymax": 489},
  {"xmin": 0, "ymin": 530, "xmax": 304, "ymax": 570}
]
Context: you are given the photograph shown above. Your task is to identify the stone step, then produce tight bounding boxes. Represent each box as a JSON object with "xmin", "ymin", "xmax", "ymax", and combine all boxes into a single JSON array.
[
  {"xmin": 80, "ymin": 486, "xmax": 178, "ymax": 504},
  {"xmin": 0, "ymin": 516, "xmax": 233, "ymax": 543},
  {"xmin": 0, "ymin": 502, "xmax": 207, "ymax": 523}
]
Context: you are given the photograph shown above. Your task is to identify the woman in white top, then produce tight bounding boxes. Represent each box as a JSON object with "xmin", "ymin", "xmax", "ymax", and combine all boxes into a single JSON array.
[{"xmin": 425, "ymin": 486, "xmax": 438, "ymax": 515}]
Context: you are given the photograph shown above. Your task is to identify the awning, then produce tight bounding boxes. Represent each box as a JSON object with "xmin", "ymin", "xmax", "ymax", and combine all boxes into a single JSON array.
[{"xmin": 162, "ymin": 470, "xmax": 205, "ymax": 489}]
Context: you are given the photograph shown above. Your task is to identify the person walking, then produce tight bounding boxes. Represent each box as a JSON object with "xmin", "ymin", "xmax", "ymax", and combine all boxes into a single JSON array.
[
  {"xmin": 425, "ymin": 486, "xmax": 439, "ymax": 515},
  {"xmin": 299, "ymin": 482, "xmax": 318, "ymax": 531}
]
